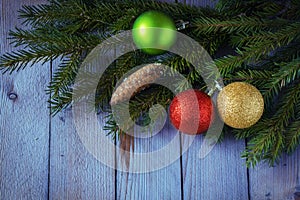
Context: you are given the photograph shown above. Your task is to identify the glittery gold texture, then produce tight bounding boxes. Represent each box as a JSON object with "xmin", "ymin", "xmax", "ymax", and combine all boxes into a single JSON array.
[{"xmin": 217, "ymin": 82, "xmax": 264, "ymax": 129}]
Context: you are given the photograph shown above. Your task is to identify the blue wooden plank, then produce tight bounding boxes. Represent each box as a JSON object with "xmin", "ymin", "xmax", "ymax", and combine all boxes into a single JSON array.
[
  {"xmin": 49, "ymin": 56, "xmax": 116, "ymax": 199},
  {"xmin": 181, "ymin": 134, "xmax": 249, "ymax": 200},
  {"xmin": 49, "ymin": 109, "xmax": 116, "ymax": 199},
  {"xmin": 183, "ymin": 0, "xmax": 217, "ymax": 7},
  {"xmin": 249, "ymin": 148, "xmax": 300, "ymax": 200},
  {"xmin": 0, "ymin": 0, "xmax": 50, "ymax": 199},
  {"xmin": 116, "ymin": 121, "xmax": 182, "ymax": 200}
]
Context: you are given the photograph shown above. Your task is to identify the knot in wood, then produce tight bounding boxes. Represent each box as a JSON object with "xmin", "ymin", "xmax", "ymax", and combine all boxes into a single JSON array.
[{"xmin": 8, "ymin": 92, "xmax": 18, "ymax": 100}]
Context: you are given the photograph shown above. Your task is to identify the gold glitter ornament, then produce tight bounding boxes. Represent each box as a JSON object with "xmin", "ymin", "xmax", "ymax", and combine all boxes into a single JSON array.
[{"xmin": 217, "ymin": 82, "xmax": 264, "ymax": 129}]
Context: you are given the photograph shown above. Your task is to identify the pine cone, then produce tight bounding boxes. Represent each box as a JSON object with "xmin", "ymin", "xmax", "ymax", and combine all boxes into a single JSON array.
[{"xmin": 110, "ymin": 63, "xmax": 165, "ymax": 106}]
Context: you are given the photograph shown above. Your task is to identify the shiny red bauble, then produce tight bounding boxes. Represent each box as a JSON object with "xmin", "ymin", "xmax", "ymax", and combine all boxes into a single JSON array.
[{"xmin": 169, "ymin": 89, "xmax": 214, "ymax": 134}]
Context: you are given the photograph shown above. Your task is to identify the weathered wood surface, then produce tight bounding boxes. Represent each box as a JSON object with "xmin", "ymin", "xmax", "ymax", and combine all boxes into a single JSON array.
[
  {"xmin": 116, "ymin": 121, "xmax": 183, "ymax": 200},
  {"xmin": 181, "ymin": 135, "xmax": 248, "ymax": 200},
  {"xmin": 249, "ymin": 151, "xmax": 300, "ymax": 200},
  {"xmin": 0, "ymin": 0, "xmax": 299, "ymax": 200},
  {"xmin": 0, "ymin": 0, "xmax": 50, "ymax": 199},
  {"xmin": 49, "ymin": 104, "xmax": 116, "ymax": 199}
]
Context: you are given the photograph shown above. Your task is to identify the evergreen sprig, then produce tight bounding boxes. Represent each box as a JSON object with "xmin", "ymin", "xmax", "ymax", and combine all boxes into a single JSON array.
[{"xmin": 1, "ymin": 0, "xmax": 300, "ymax": 167}]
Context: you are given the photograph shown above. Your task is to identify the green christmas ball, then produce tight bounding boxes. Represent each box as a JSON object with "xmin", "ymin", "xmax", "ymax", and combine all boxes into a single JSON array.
[{"xmin": 132, "ymin": 11, "xmax": 176, "ymax": 55}]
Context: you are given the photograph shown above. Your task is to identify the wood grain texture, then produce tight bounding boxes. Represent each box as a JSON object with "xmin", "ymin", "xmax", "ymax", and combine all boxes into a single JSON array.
[
  {"xmin": 116, "ymin": 121, "xmax": 182, "ymax": 200},
  {"xmin": 0, "ymin": 0, "xmax": 50, "ymax": 199},
  {"xmin": 49, "ymin": 60, "xmax": 116, "ymax": 199},
  {"xmin": 249, "ymin": 148, "xmax": 300, "ymax": 200},
  {"xmin": 181, "ymin": 134, "xmax": 248, "ymax": 200},
  {"xmin": 183, "ymin": 0, "xmax": 217, "ymax": 7}
]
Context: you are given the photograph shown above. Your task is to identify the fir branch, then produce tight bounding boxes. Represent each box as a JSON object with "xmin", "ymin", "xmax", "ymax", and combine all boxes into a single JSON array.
[
  {"xmin": 104, "ymin": 85, "xmax": 173, "ymax": 137},
  {"xmin": 95, "ymin": 51, "xmax": 149, "ymax": 111},
  {"xmin": 9, "ymin": 25, "xmax": 105, "ymax": 50},
  {"xmin": 19, "ymin": 0, "xmax": 100, "ymax": 31},
  {"xmin": 193, "ymin": 16, "xmax": 287, "ymax": 36},
  {"xmin": 231, "ymin": 22, "xmax": 300, "ymax": 48},
  {"xmin": 19, "ymin": 3, "xmax": 53, "ymax": 26},
  {"xmin": 286, "ymin": 0, "xmax": 300, "ymax": 20},
  {"xmin": 261, "ymin": 59, "xmax": 300, "ymax": 106},
  {"xmin": 48, "ymin": 53, "xmax": 81, "ymax": 96},
  {"xmin": 19, "ymin": 0, "xmax": 220, "ymax": 33},
  {"xmin": 49, "ymin": 89, "xmax": 73, "ymax": 115},
  {"xmin": 103, "ymin": 113, "xmax": 121, "ymax": 139},
  {"xmin": 285, "ymin": 117, "xmax": 300, "ymax": 153},
  {"xmin": 224, "ymin": 69, "xmax": 273, "ymax": 90},
  {"xmin": 237, "ymin": 42, "xmax": 300, "ymax": 71},
  {"xmin": 213, "ymin": 22, "xmax": 300, "ymax": 76},
  {"xmin": 216, "ymin": 0, "xmax": 286, "ymax": 18},
  {"xmin": 1, "ymin": 24, "xmax": 114, "ymax": 73},
  {"xmin": 0, "ymin": 46, "xmax": 60, "ymax": 73},
  {"xmin": 241, "ymin": 82, "xmax": 300, "ymax": 167},
  {"xmin": 271, "ymin": 83, "xmax": 300, "ymax": 128},
  {"xmin": 232, "ymin": 69, "xmax": 272, "ymax": 82},
  {"xmin": 242, "ymin": 129, "xmax": 276, "ymax": 167}
]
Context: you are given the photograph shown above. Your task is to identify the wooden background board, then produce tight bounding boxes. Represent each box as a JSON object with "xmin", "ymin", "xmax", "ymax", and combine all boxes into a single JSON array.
[
  {"xmin": 0, "ymin": 0, "xmax": 50, "ymax": 199},
  {"xmin": 0, "ymin": 0, "xmax": 299, "ymax": 200}
]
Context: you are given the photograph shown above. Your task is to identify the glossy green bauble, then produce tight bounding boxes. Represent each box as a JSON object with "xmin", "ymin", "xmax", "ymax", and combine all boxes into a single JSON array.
[{"xmin": 132, "ymin": 11, "xmax": 176, "ymax": 55}]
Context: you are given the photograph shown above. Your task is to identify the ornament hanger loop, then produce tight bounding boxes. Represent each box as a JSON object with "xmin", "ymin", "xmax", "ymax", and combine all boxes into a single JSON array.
[
  {"xmin": 207, "ymin": 80, "xmax": 223, "ymax": 96},
  {"xmin": 176, "ymin": 20, "xmax": 190, "ymax": 30}
]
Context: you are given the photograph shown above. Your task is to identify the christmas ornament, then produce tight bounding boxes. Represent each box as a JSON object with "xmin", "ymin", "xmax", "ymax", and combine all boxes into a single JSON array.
[
  {"xmin": 169, "ymin": 89, "xmax": 214, "ymax": 134},
  {"xmin": 217, "ymin": 82, "xmax": 264, "ymax": 129},
  {"xmin": 110, "ymin": 63, "xmax": 164, "ymax": 105},
  {"xmin": 3, "ymin": 0, "xmax": 300, "ymax": 167},
  {"xmin": 132, "ymin": 11, "xmax": 176, "ymax": 55}
]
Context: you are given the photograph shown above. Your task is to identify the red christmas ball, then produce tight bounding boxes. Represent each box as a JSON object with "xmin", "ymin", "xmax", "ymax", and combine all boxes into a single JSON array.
[{"xmin": 169, "ymin": 89, "xmax": 214, "ymax": 134}]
